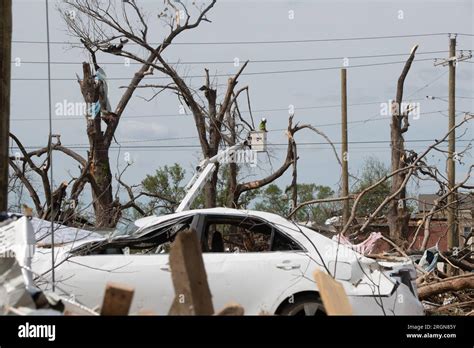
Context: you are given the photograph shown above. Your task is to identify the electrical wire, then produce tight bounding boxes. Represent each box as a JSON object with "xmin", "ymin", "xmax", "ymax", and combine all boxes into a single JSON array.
[
  {"xmin": 10, "ymin": 49, "xmax": 461, "ymax": 66},
  {"xmin": 10, "ymin": 57, "xmax": 442, "ymax": 81},
  {"xmin": 10, "ymin": 32, "xmax": 457, "ymax": 46},
  {"xmin": 13, "ymin": 96, "xmax": 470, "ymax": 121}
]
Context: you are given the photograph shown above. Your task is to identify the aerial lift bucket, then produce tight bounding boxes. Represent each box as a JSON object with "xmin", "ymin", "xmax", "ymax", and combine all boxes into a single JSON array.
[{"xmin": 248, "ymin": 131, "xmax": 267, "ymax": 152}]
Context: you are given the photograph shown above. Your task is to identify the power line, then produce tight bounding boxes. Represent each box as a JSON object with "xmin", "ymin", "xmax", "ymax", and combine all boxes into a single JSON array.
[
  {"xmin": 80, "ymin": 110, "xmax": 474, "ymax": 146},
  {"xmin": 12, "ymin": 99, "xmax": 454, "ymax": 121},
  {"xmin": 16, "ymin": 144, "xmax": 452, "ymax": 154},
  {"xmin": 10, "ymin": 57, "xmax": 444, "ymax": 81},
  {"xmin": 406, "ymin": 70, "xmax": 449, "ymax": 98},
  {"xmin": 10, "ymin": 32, "xmax": 457, "ymax": 46},
  {"xmin": 12, "ymin": 110, "xmax": 464, "ymax": 150},
  {"xmin": 10, "ymin": 50, "xmax": 460, "ymax": 66},
  {"xmin": 10, "ymin": 138, "xmax": 471, "ymax": 151},
  {"xmin": 348, "ymin": 70, "xmax": 450, "ymax": 131},
  {"xmin": 61, "ymin": 110, "xmax": 454, "ymax": 146},
  {"xmin": 111, "ymin": 143, "xmax": 465, "ymax": 153}
]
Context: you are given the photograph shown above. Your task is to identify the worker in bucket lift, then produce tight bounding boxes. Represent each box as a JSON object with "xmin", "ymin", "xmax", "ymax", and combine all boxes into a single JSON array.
[{"xmin": 259, "ymin": 117, "xmax": 267, "ymax": 132}]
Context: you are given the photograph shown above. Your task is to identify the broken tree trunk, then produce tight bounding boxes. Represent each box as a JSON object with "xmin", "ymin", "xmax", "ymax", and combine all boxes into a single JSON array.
[
  {"xmin": 417, "ymin": 274, "xmax": 474, "ymax": 300},
  {"xmin": 168, "ymin": 229, "xmax": 214, "ymax": 315},
  {"xmin": 387, "ymin": 45, "xmax": 418, "ymax": 241},
  {"xmin": 445, "ymin": 255, "xmax": 474, "ymax": 272},
  {"xmin": 42, "ymin": 182, "xmax": 68, "ymax": 222},
  {"xmin": 78, "ymin": 62, "xmax": 120, "ymax": 228}
]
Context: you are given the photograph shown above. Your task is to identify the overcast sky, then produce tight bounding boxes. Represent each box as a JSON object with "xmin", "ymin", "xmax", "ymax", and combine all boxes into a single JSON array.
[{"xmin": 9, "ymin": 0, "xmax": 474, "ymax": 208}]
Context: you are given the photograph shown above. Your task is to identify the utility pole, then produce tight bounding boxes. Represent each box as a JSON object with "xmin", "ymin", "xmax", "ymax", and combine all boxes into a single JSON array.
[
  {"xmin": 45, "ymin": 0, "xmax": 56, "ymax": 291},
  {"xmin": 433, "ymin": 36, "xmax": 472, "ymax": 275},
  {"xmin": 447, "ymin": 36, "xmax": 458, "ymax": 251},
  {"xmin": 434, "ymin": 36, "xmax": 472, "ymax": 251},
  {"xmin": 341, "ymin": 68, "xmax": 349, "ymax": 225},
  {"xmin": 0, "ymin": 0, "xmax": 12, "ymax": 211}
]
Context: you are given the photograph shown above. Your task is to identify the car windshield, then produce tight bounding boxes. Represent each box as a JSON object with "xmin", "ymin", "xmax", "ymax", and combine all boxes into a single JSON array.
[
  {"xmin": 71, "ymin": 215, "xmax": 193, "ymax": 256},
  {"xmin": 109, "ymin": 219, "xmax": 141, "ymax": 238},
  {"xmin": 128, "ymin": 215, "xmax": 192, "ymax": 239}
]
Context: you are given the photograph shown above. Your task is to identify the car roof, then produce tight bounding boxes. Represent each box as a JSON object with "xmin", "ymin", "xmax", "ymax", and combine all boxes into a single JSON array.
[
  {"xmin": 131, "ymin": 207, "xmax": 338, "ymax": 256},
  {"xmin": 134, "ymin": 207, "xmax": 296, "ymax": 232}
]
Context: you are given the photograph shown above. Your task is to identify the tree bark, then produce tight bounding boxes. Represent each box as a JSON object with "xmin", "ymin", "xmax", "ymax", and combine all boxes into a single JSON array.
[
  {"xmin": 90, "ymin": 140, "xmax": 118, "ymax": 227},
  {"xmin": 227, "ymin": 110, "xmax": 238, "ymax": 208},
  {"xmin": 234, "ymin": 116, "xmax": 297, "ymax": 202},
  {"xmin": 290, "ymin": 141, "xmax": 298, "ymax": 210},
  {"xmin": 79, "ymin": 62, "xmax": 120, "ymax": 227},
  {"xmin": 418, "ymin": 274, "xmax": 474, "ymax": 300},
  {"xmin": 387, "ymin": 45, "xmax": 418, "ymax": 240}
]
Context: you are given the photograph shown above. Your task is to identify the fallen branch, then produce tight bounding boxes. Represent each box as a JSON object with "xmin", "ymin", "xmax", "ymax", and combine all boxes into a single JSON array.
[
  {"xmin": 287, "ymin": 195, "xmax": 353, "ymax": 219},
  {"xmin": 429, "ymin": 300, "xmax": 474, "ymax": 313},
  {"xmin": 418, "ymin": 274, "xmax": 474, "ymax": 300},
  {"xmin": 445, "ymin": 255, "xmax": 474, "ymax": 272}
]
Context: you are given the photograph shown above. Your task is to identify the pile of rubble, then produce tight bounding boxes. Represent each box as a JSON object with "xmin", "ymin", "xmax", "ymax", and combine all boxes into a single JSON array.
[
  {"xmin": 417, "ymin": 273, "xmax": 473, "ymax": 316},
  {"xmin": 0, "ymin": 213, "xmax": 97, "ymax": 315}
]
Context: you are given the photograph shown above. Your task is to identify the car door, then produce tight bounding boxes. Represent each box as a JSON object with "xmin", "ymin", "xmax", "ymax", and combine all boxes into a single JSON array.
[
  {"xmin": 44, "ymin": 216, "xmax": 197, "ymax": 314},
  {"xmin": 204, "ymin": 251, "xmax": 311, "ymax": 314},
  {"xmin": 47, "ymin": 252, "xmax": 174, "ymax": 314},
  {"xmin": 199, "ymin": 214, "xmax": 311, "ymax": 314}
]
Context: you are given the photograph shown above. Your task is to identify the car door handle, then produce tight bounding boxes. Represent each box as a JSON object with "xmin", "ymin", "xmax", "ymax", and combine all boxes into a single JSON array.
[
  {"xmin": 276, "ymin": 261, "xmax": 300, "ymax": 270},
  {"xmin": 159, "ymin": 264, "xmax": 170, "ymax": 272}
]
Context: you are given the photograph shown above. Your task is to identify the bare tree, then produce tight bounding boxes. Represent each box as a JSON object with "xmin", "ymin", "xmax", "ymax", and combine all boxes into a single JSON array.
[
  {"xmin": 63, "ymin": 0, "xmax": 340, "ymax": 214},
  {"xmin": 343, "ymin": 115, "xmax": 472, "ymax": 241},
  {"xmin": 233, "ymin": 117, "xmax": 342, "ymax": 205},
  {"xmin": 387, "ymin": 44, "xmax": 418, "ymax": 241},
  {"xmin": 8, "ymin": 133, "xmax": 92, "ymax": 224},
  {"xmin": 55, "ymin": 0, "xmax": 218, "ymax": 226},
  {"xmin": 9, "ymin": 1, "xmax": 355, "ymax": 228},
  {"xmin": 288, "ymin": 114, "xmax": 472, "ymax": 252}
]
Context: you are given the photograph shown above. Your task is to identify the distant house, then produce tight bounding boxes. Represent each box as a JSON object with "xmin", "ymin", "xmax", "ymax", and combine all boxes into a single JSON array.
[
  {"xmin": 412, "ymin": 192, "xmax": 473, "ymax": 251},
  {"xmin": 317, "ymin": 192, "xmax": 472, "ymax": 252}
]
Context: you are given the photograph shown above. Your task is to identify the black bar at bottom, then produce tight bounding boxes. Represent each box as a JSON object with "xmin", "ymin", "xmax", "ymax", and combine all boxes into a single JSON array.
[{"xmin": 0, "ymin": 315, "xmax": 472, "ymax": 346}]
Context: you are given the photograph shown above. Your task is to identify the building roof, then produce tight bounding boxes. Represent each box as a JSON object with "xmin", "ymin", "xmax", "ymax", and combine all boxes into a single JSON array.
[{"xmin": 418, "ymin": 193, "xmax": 474, "ymax": 212}]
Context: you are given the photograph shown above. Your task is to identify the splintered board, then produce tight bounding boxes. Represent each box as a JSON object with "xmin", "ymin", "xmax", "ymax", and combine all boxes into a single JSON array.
[
  {"xmin": 101, "ymin": 282, "xmax": 135, "ymax": 316},
  {"xmin": 168, "ymin": 229, "xmax": 214, "ymax": 315},
  {"xmin": 313, "ymin": 270, "xmax": 352, "ymax": 315}
]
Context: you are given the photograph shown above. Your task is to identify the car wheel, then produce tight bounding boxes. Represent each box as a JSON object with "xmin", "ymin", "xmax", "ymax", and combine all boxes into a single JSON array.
[{"xmin": 278, "ymin": 295, "xmax": 326, "ymax": 316}]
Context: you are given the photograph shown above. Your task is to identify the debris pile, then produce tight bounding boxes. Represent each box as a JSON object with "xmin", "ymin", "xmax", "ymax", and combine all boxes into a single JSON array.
[
  {"xmin": 0, "ymin": 213, "xmax": 97, "ymax": 315},
  {"xmin": 417, "ymin": 273, "xmax": 474, "ymax": 316}
]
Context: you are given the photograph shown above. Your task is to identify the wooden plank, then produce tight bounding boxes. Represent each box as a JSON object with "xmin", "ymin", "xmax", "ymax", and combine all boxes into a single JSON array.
[
  {"xmin": 313, "ymin": 270, "xmax": 352, "ymax": 315},
  {"xmin": 215, "ymin": 303, "xmax": 244, "ymax": 316},
  {"xmin": 168, "ymin": 229, "xmax": 214, "ymax": 315},
  {"xmin": 100, "ymin": 282, "xmax": 135, "ymax": 316}
]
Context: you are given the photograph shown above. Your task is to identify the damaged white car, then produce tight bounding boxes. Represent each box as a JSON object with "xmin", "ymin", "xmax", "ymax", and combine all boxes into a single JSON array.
[{"xmin": 33, "ymin": 207, "xmax": 425, "ymax": 315}]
